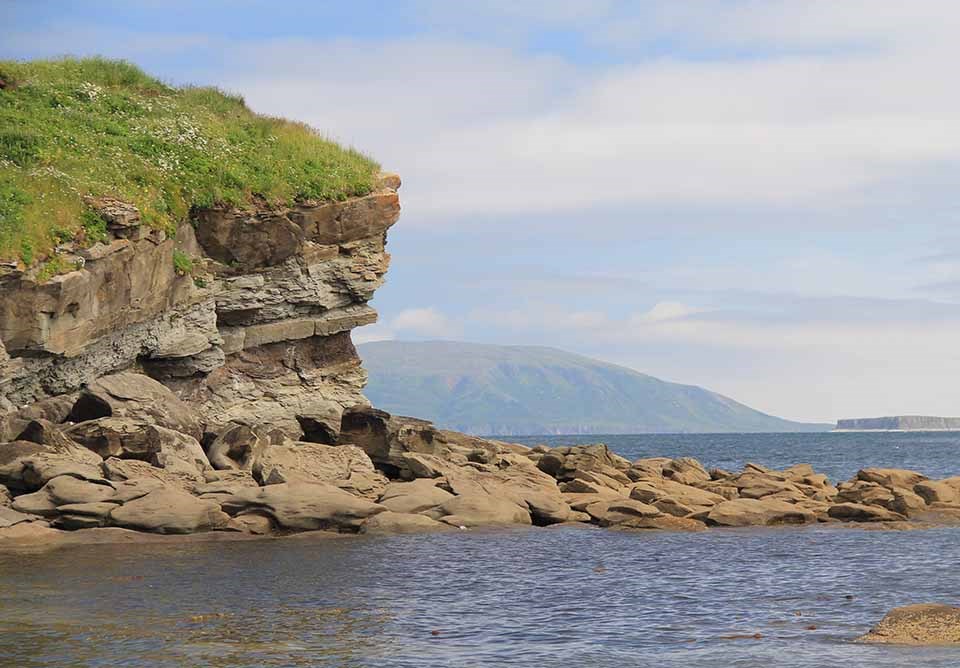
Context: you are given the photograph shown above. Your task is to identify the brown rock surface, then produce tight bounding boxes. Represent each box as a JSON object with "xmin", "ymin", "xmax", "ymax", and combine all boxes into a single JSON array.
[
  {"xmin": 858, "ymin": 604, "xmax": 960, "ymax": 644},
  {"xmin": 706, "ymin": 498, "xmax": 816, "ymax": 527},
  {"xmin": 69, "ymin": 373, "xmax": 201, "ymax": 439},
  {"xmin": 108, "ymin": 487, "xmax": 229, "ymax": 534},
  {"xmin": 360, "ymin": 511, "xmax": 452, "ymax": 535},
  {"xmin": 220, "ymin": 481, "xmax": 385, "ymax": 531},
  {"xmin": 828, "ymin": 502, "xmax": 906, "ymax": 522}
]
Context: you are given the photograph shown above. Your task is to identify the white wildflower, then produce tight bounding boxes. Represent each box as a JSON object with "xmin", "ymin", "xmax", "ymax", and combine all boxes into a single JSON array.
[{"xmin": 78, "ymin": 81, "xmax": 103, "ymax": 101}]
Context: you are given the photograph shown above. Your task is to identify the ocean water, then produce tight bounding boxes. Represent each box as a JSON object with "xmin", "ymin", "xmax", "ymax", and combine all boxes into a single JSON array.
[
  {"xmin": 3, "ymin": 432, "xmax": 960, "ymax": 667},
  {"xmin": 511, "ymin": 431, "xmax": 960, "ymax": 482}
]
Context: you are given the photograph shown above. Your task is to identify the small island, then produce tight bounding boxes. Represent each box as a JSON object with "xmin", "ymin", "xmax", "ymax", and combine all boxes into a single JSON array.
[{"xmin": 835, "ymin": 416, "xmax": 960, "ymax": 432}]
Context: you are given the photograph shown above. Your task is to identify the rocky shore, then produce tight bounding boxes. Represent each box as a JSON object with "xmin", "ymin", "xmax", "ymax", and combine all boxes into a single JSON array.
[
  {"xmin": 2, "ymin": 171, "xmax": 960, "ymax": 545},
  {"xmin": 1, "ymin": 387, "xmax": 960, "ymax": 544}
]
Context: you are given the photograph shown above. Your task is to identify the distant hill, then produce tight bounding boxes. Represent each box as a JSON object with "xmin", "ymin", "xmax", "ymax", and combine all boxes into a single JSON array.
[{"xmin": 358, "ymin": 341, "xmax": 830, "ymax": 435}]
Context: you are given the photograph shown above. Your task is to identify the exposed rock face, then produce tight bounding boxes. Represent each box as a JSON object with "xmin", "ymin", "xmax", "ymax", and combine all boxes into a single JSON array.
[
  {"xmin": 7, "ymin": 169, "xmax": 960, "ymax": 542},
  {"xmin": 858, "ymin": 604, "xmax": 960, "ymax": 644},
  {"xmin": 0, "ymin": 175, "xmax": 401, "ymax": 439},
  {"xmin": 837, "ymin": 416, "xmax": 960, "ymax": 431}
]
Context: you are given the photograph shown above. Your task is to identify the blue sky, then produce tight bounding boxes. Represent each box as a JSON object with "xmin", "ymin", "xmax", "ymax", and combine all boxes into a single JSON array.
[{"xmin": 6, "ymin": 1, "xmax": 960, "ymax": 422}]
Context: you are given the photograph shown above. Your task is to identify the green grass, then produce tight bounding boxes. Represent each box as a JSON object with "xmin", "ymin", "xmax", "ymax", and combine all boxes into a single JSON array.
[
  {"xmin": 0, "ymin": 57, "xmax": 380, "ymax": 263},
  {"xmin": 172, "ymin": 248, "xmax": 194, "ymax": 276}
]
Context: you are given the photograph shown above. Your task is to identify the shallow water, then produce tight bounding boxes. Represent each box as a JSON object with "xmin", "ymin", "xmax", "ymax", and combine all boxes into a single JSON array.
[
  {"xmin": 3, "ymin": 432, "xmax": 960, "ymax": 667},
  {"xmin": 512, "ymin": 431, "xmax": 960, "ymax": 482}
]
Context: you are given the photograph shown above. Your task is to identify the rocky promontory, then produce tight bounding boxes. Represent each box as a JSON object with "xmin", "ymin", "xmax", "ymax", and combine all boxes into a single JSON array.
[
  {"xmin": 3, "ymin": 175, "xmax": 960, "ymax": 540},
  {"xmin": 836, "ymin": 416, "xmax": 960, "ymax": 431},
  {"xmin": 3, "ymin": 60, "xmax": 960, "ymax": 546}
]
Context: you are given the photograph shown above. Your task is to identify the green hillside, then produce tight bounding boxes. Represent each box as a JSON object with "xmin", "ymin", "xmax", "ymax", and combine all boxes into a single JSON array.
[
  {"xmin": 359, "ymin": 341, "xmax": 830, "ymax": 435},
  {"xmin": 0, "ymin": 57, "xmax": 378, "ymax": 265}
]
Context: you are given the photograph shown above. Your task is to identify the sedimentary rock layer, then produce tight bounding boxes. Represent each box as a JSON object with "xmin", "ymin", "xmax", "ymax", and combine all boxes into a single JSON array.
[{"xmin": 0, "ymin": 174, "xmax": 401, "ymax": 437}]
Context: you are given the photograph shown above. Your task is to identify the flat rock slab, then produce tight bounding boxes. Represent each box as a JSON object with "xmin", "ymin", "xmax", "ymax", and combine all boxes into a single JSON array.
[
  {"xmin": 360, "ymin": 511, "xmax": 453, "ymax": 535},
  {"xmin": 858, "ymin": 604, "xmax": 960, "ymax": 644},
  {"xmin": 706, "ymin": 498, "xmax": 816, "ymax": 527},
  {"xmin": 108, "ymin": 487, "xmax": 229, "ymax": 534},
  {"xmin": 222, "ymin": 482, "xmax": 385, "ymax": 531}
]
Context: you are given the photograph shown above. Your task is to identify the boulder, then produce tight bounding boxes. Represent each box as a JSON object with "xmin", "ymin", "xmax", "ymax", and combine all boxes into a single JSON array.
[
  {"xmin": 629, "ymin": 479, "xmax": 726, "ymax": 509},
  {"xmin": 220, "ymin": 482, "xmax": 385, "ymax": 531},
  {"xmin": 1, "ymin": 395, "xmax": 77, "ymax": 442},
  {"xmin": 19, "ymin": 455, "xmax": 105, "ymax": 490},
  {"xmin": 68, "ymin": 372, "xmax": 201, "ymax": 439},
  {"xmin": 206, "ymin": 423, "xmax": 272, "ymax": 471},
  {"xmin": 858, "ymin": 604, "xmax": 960, "ymax": 644},
  {"xmin": 562, "ymin": 488, "xmax": 622, "ymax": 512},
  {"xmin": 889, "ymin": 489, "xmax": 927, "ymax": 516},
  {"xmin": 856, "ymin": 468, "xmax": 927, "ymax": 490},
  {"xmin": 827, "ymin": 503, "xmax": 906, "ymax": 522},
  {"xmin": 16, "ymin": 419, "xmax": 82, "ymax": 450},
  {"xmin": 11, "ymin": 490, "xmax": 59, "ymax": 517},
  {"xmin": 296, "ymin": 404, "xmax": 343, "ymax": 444},
  {"xmin": 0, "ymin": 484, "xmax": 9, "ymax": 507},
  {"xmin": 378, "ymin": 479, "xmax": 455, "ymax": 515},
  {"xmin": 629, "ymin": 457, "xmax": 673, "ymax": 480},
  {"xmin": 0, "ymin": 440, "xmax": 103, "ymax": 491},
  {"xmin": 583, "ymin": 498, "xmax": 662, "ymax": 526},
  {"xmin": 611, "ymin": 515, "xmax": 707, "ymax": 532},
  {"xmin": 437, "ymin": 492, "xmax": 531, "ymax": 528},
  {"xmin": 230, "ymin": 513, "xmax": 273, "ymax": 535},
  {"xmin": 54, "ymin": 502, "xmax": 119, "ymax": 529},
  {"xmin": 651, "ymin": 497, "xmax": 697, "ymax": 518},
  {"xmin": 253, "ymin": 441, "xmax": 387, "ymax": 500},
  {"xmin": 360, "ymin": 511, "xmax": 453, "ymax": 535},
  {"xmin": 194, "ymin": 470, "xmax": 259, "ymax": 501},
  {"xmin": 914, "ymin": 480, "xmax": 958, "ymax": 505},
  {"xmin": 44, "ymin": 475, "xmax": 116, "ymax": 505},
  {"xmin": 109, "ymin": 487, "xmax": 230, "ymax": 534},
  {"xmin": 706, "ymin": 498, "xmax": 816, "ymax": 527},
  {"xmin": 661, "ymin": 458, "xmax": 711, "ymax": 485},
  {"xmin": 66, "ymin": 418, "xmax": 211, "ymax": 474},
  {"xmin": 338, "ymin": 406, "xmax": 448, "ymax": 470},
  {"xmin": 338, "ymin": 406, "xmax": 517, "ymax": 477},
  {"xmin": 0, "ymin": 506, "xmax": 44, "ymax": 528},
  {"xmin": 837, "ymin": 480, "xmax": 896, "ymax": 507},
  {"xmin": 111, "ymin": 477, "xmax": 167, "ymax": 503},
  {"xmin": 102, "ymin": 457, "xmax": 204, "ymax": 493},
  {"xmin": 568, "ymin": 467, "xmax": 629, "ymax": 493},
  {"xmin": 536, "ymin": 444, "xmax": 631, "ymax": 483}
]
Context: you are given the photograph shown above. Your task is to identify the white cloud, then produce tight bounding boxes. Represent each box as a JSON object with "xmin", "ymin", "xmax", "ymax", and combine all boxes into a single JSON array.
[
  {"xmin": 351, "ymin": 324, "xmax": 394, "ymax": 345},
  {"xmin": 468, "ymin": 296, "xmax": 960, "ymax": 423},
  {"xmin": 353, "ymin": 306, "xmax": 461, "ymax": 342},
  {"xmin": 216, "ymin": 4, "xmax": 960, "ymax": 224},
  {"xmin": 392, "ymin": 307, "xmax": 461, "ymax": 338},
  {"xmin": 635, "ymin": 301, "xmax": 701, "ymax": 323}
]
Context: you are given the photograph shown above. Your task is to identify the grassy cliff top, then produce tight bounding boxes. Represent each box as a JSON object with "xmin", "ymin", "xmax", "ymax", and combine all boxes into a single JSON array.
[{"xmin": 0, "ymin": 57, "xmax": 379, "ymax": 263}]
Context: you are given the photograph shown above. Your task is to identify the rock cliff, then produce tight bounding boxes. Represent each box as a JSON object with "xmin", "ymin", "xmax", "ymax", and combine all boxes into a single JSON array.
[
  {"xmin": 836, "ymin": 416, "xmax": 960, "ymax": 431},
  {"xmin": 0, "ymin": 173, "xmax": 401, "ymax": 441}
]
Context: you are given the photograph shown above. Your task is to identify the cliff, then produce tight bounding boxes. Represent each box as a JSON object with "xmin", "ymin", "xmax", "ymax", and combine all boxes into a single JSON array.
[
  {"xmin": 0, "ymin": 175, "xmax": 400, "ymax": 438},
  {"xmin": 835, "ymin": 416, "xmax": 960, "ymax": 431},
  {"xmin": 4, "ymin": 59, "xmax": 959, "ymax": 543}
]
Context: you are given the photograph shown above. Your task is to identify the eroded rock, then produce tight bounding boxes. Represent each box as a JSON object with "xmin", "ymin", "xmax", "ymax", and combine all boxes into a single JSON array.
[
  {"xmin": 220, "ymin": 482, "xmax": 385, "ymax": 532},
  {"xmin": 706, "ymin": 498, "xmax": 816, "ymax": 527},
  {"xmin": 858, "ymin": 604, "xmax": 960, "ymax": 644},
  {"xmin": 109, "ymin": 487, "xmax": 229, "ymax": 534}
]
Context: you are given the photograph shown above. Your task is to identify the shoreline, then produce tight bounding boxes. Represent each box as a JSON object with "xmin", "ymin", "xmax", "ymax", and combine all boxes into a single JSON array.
[{"xmin": 2, "ymin": 515, "xmax": 958, "ymax": 551}]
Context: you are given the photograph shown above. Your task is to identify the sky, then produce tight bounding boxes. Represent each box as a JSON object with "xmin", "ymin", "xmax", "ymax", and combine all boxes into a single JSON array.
[{"xmin": 5, "ymin": 1, "xmax": 960, "ymax": 423}]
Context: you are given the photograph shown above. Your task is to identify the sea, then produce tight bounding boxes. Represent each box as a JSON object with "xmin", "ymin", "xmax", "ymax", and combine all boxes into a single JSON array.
[{"xmin": 3, "ymin": 431, "xmax": 960, "ymax": 667}]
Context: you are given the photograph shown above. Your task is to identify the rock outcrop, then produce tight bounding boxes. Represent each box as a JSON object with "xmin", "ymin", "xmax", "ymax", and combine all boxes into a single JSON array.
[
  {"xmin": 858, "ymin": 604, "xmax": 960, "ymax": 644},
  {"xmin": 0, "ymin": 174, "xmax": 401, "ymax": 438},
  {"xmin": 5, "ymin": 168, "xmax": 960, "ymax": 544}
]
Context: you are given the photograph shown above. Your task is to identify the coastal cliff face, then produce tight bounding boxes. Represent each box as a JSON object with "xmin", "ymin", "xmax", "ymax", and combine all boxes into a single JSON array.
[
  {"xmin": 0, "ymin": 173, "xmax": 401, "ymax": 440},
  {"xmin": 836, "ymin": 416, "xmax": 960, "ymax": 431}
]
